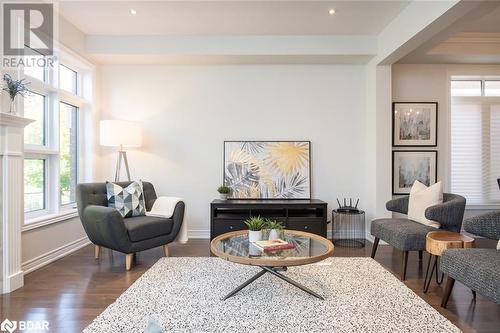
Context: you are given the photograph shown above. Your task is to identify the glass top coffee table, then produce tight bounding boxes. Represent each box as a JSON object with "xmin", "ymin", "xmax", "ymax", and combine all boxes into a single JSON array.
[{"xmin": 210, "ymin": 229, "xmax": 334, "ymax": 300}]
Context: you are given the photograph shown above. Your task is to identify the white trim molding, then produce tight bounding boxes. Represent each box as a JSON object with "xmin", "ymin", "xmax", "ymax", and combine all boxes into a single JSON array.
[
  {"xmin": 188, "ymin": 230, "xmax": 210, "ymax": 239},
  {"xmin": 22, "ymin": 236, "xmax": 90, "ymax": 275},
  {"xmin": 23, "ymin": 210, "xmax": 79, "ymax": 232},
  {"xmin": 0, "ymin": 115, "xmax": 33, "ymax": 294}
]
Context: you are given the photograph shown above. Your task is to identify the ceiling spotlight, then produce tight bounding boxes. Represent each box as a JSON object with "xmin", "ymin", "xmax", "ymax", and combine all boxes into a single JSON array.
[
  {"xmin": 130, "ymin": 9, "xmax": 137, "ymax": 15},
  {"xmin": 329, "ymin": 9, "xmax": 336, "ymax": 15}
]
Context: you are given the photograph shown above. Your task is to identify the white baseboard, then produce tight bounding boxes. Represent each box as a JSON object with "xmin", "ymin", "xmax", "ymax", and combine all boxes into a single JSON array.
[
  {"xmin": 188, "ymin": 230, "xmax": 210, "ymax": 239},
  {"xmin": 22, "ymin": 236, "xmax": 91, "ymax": 274},
  {"xmin": 2, "ymin": 271, "xmax": 24, "ymax": 294}
]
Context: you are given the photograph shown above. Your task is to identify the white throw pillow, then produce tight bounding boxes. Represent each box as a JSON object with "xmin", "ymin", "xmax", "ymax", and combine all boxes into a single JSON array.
[{"xmin": 407, "ymin": 180, "xmax": 443, "ymax": 228}]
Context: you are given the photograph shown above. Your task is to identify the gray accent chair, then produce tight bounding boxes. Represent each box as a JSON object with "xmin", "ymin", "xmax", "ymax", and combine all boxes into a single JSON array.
[
  {"xmin": 76, "ymin": 181, "xmax": 185, "ymax": 270},
  {"xmin": 441, "ymin": 211, "xmax": 500, "ymax": 307},
  {"xmin": 370, "ymin": 194, "xmax": 466, "ymax": 280}
]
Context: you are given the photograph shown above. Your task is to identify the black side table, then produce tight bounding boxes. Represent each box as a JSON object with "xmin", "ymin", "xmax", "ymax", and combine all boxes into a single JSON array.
[{"xmin": 332, "ymin": 210, "xmax": 366, "ymax": 248}]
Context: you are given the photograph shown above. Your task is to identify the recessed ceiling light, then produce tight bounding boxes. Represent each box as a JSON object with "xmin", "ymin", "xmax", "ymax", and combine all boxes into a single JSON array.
[
  {"xmin": 329, "ymin": 9, "xmax": 336, "ymax": 15},
  {"xmin": 130, "ymin": 9, "xmax": 137, "ymax": 15}
]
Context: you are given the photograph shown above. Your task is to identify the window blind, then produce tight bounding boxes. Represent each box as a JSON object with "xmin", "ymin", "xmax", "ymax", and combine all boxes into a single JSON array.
[{"xmin": 451, "ymin": 98, "xmax": 500, "ymax": 205}]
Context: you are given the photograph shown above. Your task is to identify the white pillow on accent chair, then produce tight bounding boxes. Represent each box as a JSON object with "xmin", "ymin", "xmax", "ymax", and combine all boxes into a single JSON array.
[{"xmin": 408, "ymin": 180, "xmax": 443, "ymax": 228}]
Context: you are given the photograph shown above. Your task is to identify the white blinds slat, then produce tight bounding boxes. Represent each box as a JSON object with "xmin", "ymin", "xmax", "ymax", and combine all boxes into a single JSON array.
[
  {"xmin": 451, "ymin": 100, "xmax": 500, "ymax": 205},
  {"xmin": 451, "ymin": 103, "xmax": 483, "ymax": 204}
]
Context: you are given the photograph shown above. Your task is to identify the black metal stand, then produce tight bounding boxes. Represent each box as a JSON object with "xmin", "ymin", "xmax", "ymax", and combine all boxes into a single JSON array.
[
  {"xmin": 423, "ymin": 254, "xmax": 444, "ymax": 293},
  {"xmin": 332, "ymin": 210, "xmax": 366, "ymax": 248},
  {"xmin": 223, "ymin": 266, "xmax": 324, "ymax": 300}
]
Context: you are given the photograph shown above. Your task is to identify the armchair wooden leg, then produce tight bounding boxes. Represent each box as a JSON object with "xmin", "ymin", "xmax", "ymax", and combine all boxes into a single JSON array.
[
  {"xmin": 95, "ymin": 245, "xmax": 101, "ymax": 260},
  {"xmin": 401, "ymin": 251, "xmax": 409, "ymax": 281},
  {"xmin": 125, "ymin": 253, "xmax": 134, "ymax": 271},
  {"xmin": 441, "ymin": 276, "xmax": 456, "ymax": 308},
  {"xmin": 162, "ymin": 244, "xmax": 169, "ymax": 257},
  {"xmin": 418, "ymin": 250, "xmax": 423, "ymax": 261},
  {"xmin": 371, "ymin": 238, "xmax": 379, "ymax": 259}
]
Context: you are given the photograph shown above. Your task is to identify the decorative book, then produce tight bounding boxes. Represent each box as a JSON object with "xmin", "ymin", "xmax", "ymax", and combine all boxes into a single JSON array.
[
  {"xmin": 254, "ymin": 239, "xmax": 287, "ymax": 247},
  {"xmin": 254, "ymin": 239, "xmax": 296, "ymax": 253}
]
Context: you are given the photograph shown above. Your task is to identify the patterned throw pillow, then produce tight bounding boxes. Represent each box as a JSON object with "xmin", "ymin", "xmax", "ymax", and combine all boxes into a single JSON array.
[{"xmin": 106, "ymin": 180, "xmax": 146, "ymax": 218}]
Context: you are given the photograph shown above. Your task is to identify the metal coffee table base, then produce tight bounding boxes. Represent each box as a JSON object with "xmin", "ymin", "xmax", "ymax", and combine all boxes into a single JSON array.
[{"xmin": 223, "ymin": 266, "xmax": 324, "ymax": 300}]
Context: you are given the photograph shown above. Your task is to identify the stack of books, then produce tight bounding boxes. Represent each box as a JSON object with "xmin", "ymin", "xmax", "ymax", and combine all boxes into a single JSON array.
[{"xmin": 253, "ymin": 239, "xmax": 295, "ymax": 253}]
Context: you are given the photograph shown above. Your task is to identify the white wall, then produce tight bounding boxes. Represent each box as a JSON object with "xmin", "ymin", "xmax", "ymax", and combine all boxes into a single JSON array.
[
  {"xmin": 97, "ymin": 65, "xmax": 368, "ymax": 236},
  {"xmin": 21, "ymin": 218, "xmax": 88, "ymax": 274}
]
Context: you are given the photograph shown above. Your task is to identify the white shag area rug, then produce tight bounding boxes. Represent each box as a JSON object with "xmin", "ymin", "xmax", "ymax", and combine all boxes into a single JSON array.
[{"xmin": 84, "ymin": 257, "xmax": 460, "ymax": 333}]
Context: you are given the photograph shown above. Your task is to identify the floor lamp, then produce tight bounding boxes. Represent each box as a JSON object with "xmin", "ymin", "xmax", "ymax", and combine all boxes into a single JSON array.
[{"xmin": 100, "ymin": 120, "xmax": 143, "ymax": 182}]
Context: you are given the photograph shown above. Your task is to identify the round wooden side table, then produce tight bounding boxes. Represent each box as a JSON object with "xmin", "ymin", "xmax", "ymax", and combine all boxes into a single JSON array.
[{"xmin": 423, "ymin": 231, "xmax": 474, "ymax": 293}]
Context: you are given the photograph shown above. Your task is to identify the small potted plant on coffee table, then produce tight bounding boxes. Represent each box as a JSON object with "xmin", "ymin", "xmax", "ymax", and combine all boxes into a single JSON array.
[
  {"xmin": 245, "ymin": 216, "xmax": 265, "ymax": 242},
  {"xmin": 217, "ymin": 186, "xmax": 230, "ymax": 200},
  {"xmin": 265, "ymin": 219, "xmax": 285, "ymax": 240}
]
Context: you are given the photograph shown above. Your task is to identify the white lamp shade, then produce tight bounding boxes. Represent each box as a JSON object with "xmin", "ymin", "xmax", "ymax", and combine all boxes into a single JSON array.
[{"xmin": 100, "ymin": 120, "xmax": 143, "ymax": 148}]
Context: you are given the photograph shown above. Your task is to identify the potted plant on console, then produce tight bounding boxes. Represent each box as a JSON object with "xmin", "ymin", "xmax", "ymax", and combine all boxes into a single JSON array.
[
  {"xmin": 265, "ymin": 219, "xmax": 284, "ymax": 240},
  {"xmin": 245, "ymin": 216, "xmax": 265, "ymax": 242},
  {"xmin": 217, "ymin": 186, "xmax": 230, "ymax": 200}
]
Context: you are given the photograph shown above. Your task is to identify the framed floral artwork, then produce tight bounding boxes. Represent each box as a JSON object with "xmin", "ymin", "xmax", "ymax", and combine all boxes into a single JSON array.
[{"xmin": 223, "ymin": 141, "xmax": 311, "ymax": 199}]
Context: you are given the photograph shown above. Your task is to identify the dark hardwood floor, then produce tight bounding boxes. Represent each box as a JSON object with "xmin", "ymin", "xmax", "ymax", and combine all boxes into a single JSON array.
[{"xmin": 1, "ymin": 240, "xmax": 499, "ymax": 333}]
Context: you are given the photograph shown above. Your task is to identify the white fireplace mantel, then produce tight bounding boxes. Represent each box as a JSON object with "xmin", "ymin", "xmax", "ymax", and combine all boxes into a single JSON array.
[
  {"xmin": 0, "ymin": 113, "xmax": 35, "ymax": 127},
  {"xmin": 1, "ymin": 112, "xmax": 34, "ymax": 294}
]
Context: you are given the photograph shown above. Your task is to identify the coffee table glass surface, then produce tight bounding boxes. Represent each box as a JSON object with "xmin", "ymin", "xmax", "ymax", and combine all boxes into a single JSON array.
[{"xmin": 211, "ymin": 229, "xmax": 333, "ymax": 267}]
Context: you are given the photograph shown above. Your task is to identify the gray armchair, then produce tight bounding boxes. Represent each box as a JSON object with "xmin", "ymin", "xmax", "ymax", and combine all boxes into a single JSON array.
[
  {"xmin": 441, "ymin": 212, "xmax": 500, "ymax": 307},
  {"xmin": 76, "ymin": 181, "xmax": 185, "ymax": 270},
  {"xmin": 371, "ymin": 193, "xmax": 466, "ymax": 280}
]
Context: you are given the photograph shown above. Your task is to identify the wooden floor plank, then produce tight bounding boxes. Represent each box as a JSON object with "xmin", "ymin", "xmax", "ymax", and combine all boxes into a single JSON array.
[{"xmin": 1, "ymin": 239, "xmax": 498, "ymax": 332}]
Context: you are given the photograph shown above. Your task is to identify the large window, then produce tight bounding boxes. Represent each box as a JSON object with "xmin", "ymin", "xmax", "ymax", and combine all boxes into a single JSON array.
[
  {"xmin": 24, "ymin": 92, "xmax": 46, "ymax": 145},
  {"xmin": 59, "ymin": 102, "xmax": 79, "ymax": 205},
  {"xmin": 24, "ymin": 159, "xmax": 46, "ymax": 212},
  {"xmin": 59, "ymin": 65, "xmax": 78, "ymax": 94},
  {"xmin": 451, "ymin": 78, "xmax": 500, "ymax": 206},
  {"xmin": 23, "ymin": 51, "xmax": 93, "ymax": 222},
  {"xmin": 23, "ymin": 46, "xmax": 46, "ymax": 82}
]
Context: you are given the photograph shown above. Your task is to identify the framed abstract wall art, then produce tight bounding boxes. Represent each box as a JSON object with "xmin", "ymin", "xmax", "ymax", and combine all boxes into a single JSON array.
[
  {"xmin": 223, "ymin": 141, "xmax": 311, "ymax": 199},
  {"xmin": 393, "ymin": 102, "xmax": 438, "ymax": 147},
  {"xmin": 392, "ymin": 150, "xmax": 437, "ymax": 195}
]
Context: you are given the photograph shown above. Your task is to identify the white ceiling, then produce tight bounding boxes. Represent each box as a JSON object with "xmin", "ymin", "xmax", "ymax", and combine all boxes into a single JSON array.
[
  {"xmin": 461, "ymin": 5, "xmax": 500, "ymax": 33},
  {"xmin": 59, "ymin": 1, "xmax": 410, "ymax": 36},
  {"xmin": 397, "ymin": 3, "xmax": 500, "ymax": 64}
]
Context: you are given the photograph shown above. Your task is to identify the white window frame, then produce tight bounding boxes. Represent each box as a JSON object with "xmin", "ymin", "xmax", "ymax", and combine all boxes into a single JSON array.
[
  {"xmin": 23, "ymin": 44, "xmax": 95, "ymax": 228},
  {"xmin": 449, "ymin": 75, "xmax": 500, "ymax": 209}
]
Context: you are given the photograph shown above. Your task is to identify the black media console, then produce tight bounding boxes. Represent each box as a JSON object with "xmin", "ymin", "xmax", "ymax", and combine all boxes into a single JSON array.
[{"xmin": 210, "ymin": 199, "xmax": 328, "ymax": 240}]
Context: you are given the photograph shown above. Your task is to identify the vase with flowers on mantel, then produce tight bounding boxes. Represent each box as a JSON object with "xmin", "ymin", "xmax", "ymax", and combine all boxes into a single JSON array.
[{"xmin": 2, "ymin": 73, "xmax": 30, "ymax": 116}]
